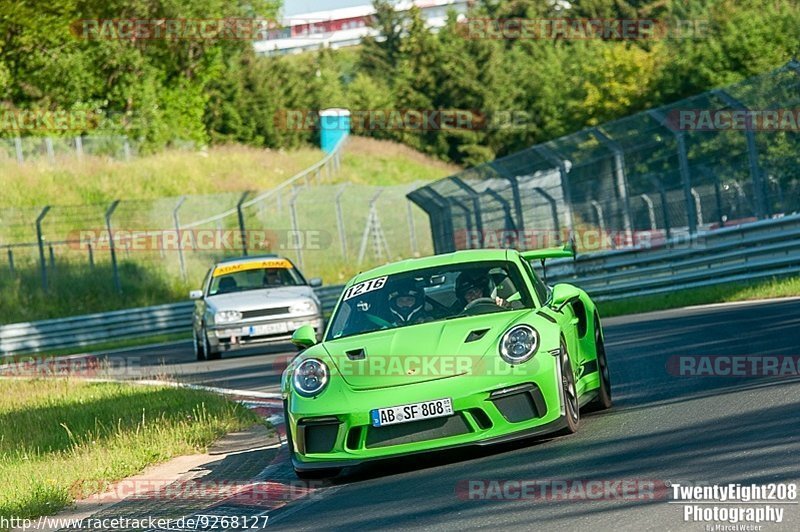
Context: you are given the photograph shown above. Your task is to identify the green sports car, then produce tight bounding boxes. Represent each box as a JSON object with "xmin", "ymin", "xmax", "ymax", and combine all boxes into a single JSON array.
[{"xmin": 281, "ymin": 245, "xmax": 612, "ymax": 478}]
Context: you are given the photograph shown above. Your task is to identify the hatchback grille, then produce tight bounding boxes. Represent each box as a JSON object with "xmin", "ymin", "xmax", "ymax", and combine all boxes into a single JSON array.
[{"xmin": 241, "ymin": 307, "xmax": 290, "ymax": 319}]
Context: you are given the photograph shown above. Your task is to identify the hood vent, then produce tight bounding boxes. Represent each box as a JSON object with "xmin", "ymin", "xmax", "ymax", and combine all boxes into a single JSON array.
[{"xmin": 465, "ymin": 329, "xmax": 490, "ymax": 343}]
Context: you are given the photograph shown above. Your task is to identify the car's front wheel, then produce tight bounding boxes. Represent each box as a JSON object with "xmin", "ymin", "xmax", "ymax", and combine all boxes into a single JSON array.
[
  {"xmin": 206, "ymin": 332, "xmax": 221, "ymax": 360},
  {"xmin": 560, "ymin": 339, "xmax": 580, "ymax": 434},
  {"xmin": 194, "ymin": 328, "xmax": 206, "ymax": 361}
]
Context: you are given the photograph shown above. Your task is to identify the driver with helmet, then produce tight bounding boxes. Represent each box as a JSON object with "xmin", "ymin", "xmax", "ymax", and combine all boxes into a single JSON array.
[
  {"xmin": 387, "ymin": 280, "xmax": 428, "ymax": 325},
  {"xmin": 455, "ymin": 270, "xmax": 506, "ymax": 312}
]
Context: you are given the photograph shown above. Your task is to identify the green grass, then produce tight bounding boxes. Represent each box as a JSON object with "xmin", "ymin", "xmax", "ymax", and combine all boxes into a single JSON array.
[
  {"xmin": 0, "ymin": 145, "xmax": 324, "ymax": 207},
  {"xmin": 0, "ymin": 379, "xmax": 261, "ymax": 523},
  {"xmin": 0, "ymin": 136, "xmax": 457, "ymax": 209},
  {"xmin": 598, "ymin": 275, "xmax": 800, "ymax": 318}
]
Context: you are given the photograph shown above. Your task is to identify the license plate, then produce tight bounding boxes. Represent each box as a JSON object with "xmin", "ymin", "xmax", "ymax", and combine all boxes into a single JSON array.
[
  {"xmin": 371, "ymin": 398, "xmax": 453, "ymax": 427},
  {"xmin": 244, "ymin": 322, "xmax": 288, "ymax": 336}
]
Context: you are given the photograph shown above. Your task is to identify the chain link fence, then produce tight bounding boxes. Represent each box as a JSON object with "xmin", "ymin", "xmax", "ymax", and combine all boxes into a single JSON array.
[
  {"xmin": 409, "ymin": 61, "xmax": 800, "ymax": 254},
  {"xmin": 0, "ymin": 139, "xmax": 432, "ymax": 308},
  {"xmin": 0, "ymin": 135, "xmax": 146, "ymax": 164}
]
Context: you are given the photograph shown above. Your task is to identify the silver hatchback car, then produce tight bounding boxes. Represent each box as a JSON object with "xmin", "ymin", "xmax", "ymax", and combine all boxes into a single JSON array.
[{"xmin": 190, "ymin": 255, "xmax": 324, "ymax": 360}]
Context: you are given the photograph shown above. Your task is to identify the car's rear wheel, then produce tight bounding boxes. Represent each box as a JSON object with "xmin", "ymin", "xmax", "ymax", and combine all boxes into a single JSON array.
[
  {"xmin": 587, "ymin": 314, "xmax": 613, "ymax": 411},
  {"xmin": 559, "ymin": 339, "xmax": 580, "ymax": 434}
]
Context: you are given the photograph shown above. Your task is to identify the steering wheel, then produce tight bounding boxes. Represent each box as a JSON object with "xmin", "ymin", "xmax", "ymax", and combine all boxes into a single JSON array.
[{"xmin": 461, "ymin": 297, "xmax": 501, "ymax": 315}]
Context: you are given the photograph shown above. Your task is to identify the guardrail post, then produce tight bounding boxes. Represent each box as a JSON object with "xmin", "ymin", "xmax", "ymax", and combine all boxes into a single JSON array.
[
  {"xmin": 494, "ymin": 173, "xmax": 525, "ymax": 233},
  {"xmin": 591, "ymin": 128, "xmax": 633, "ymax": 246},
  {"xmin": 534, "ymin": 144, "xmax": 575, "ymax": 238},
  {"xmin": 690, "ymin": 188, "xmax": 704, "ymax": 226},
  {"xmin": 14, "ymin": 137, "xmax": 23, "ymax": 164},
  {"xmin": 646, "ymin": 175, "xmax": 671, "ymax": 241},
  {"xmin": 640, "ymin": 194, "xmax": 656, "ymax": 230},
  {"xmin": 87, "ymin": 243, "xmax": 94, "ymax": 269},
  {"xmin": 713, "ymin": 89, "xmax": 768, "ymax": 219},
  {"xmin": 648, "ymin": 110, "xmax": 697, "ymax": 236},
  {"xmin": 75, "ymin": 136, "xmax": 83, "ymax": 160},
  {"xmin": 173, "ymin": 196, "xmax": 187, "ymax": 281},
  {"xmin": 406, "ymin": 185, "xmax": 419, "ymax": 256},
  {"xmin": 450, "ymin": 176, "xmax": 484, "ymax": 240},
  {"xmin": 123, "ymin": 137, "xmax": 131, "ymax": 161},
  {"xmin": 35, "ymin": 206, "xmax": 51, "ymax": 291},
  {"xmin": 236, "ymin": 191, "xmax": 251, "ymax": 256},
  {"xmin": 7, "ymin": 248, "xmax": 15, "ymax": 275},
  {"xmin": 105, "ymin": 200, "xmax": 121, "ymax": 293},
  {"xmin": 44, "ymin": 137, "xmax": 55, "ymax": 164},
  {"xmin": 289, "ymin": 188, "xmax": 304, "ymax": 269},
  {"xmin": 533, "ymin": 187, "xmax": 561, "ymax": 242},
  {"xmin": 590, "ymin": 200, "xmax": 606, "ymax": 238},
  {"xmin": 712, "ymin": 174, "xmax": 725, "ymax": 227},
  {"xmin": 335, "ymin": 185, "xmax": 348, "ymax": 258}
]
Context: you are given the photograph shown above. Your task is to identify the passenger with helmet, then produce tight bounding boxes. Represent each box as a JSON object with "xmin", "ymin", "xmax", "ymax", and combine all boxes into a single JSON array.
[
  {"xmin": 387, "ymin": 280, "xmax": 428, "ymax": 325},
  {"xmin": 454, "ymin": 269, "xmax": 507, "ymax": 312}
]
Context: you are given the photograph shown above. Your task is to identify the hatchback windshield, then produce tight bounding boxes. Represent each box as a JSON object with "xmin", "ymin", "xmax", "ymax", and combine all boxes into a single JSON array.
[
  {"xmin": 208, "ymin": 266, "xmax": 304, "ymax": 295},
  {"xmin": 326, "ymin": 261, "xmax": 533, "ymax": 340}
]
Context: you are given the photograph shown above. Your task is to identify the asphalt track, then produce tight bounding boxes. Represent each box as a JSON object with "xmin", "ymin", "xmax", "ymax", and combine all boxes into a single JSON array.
[{"xmin": 103, "ymin": 298, "xmax": 800, "ymax": 530}]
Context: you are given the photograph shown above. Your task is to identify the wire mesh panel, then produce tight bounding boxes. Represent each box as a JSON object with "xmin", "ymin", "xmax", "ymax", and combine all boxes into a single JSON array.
[{"xmin": 410, "ymin": 61, "xmax": 800, "ymax": 254}]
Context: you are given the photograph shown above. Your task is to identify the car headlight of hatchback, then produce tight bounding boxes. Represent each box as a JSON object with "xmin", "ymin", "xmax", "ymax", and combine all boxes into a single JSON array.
[
  {"xmin": 214, "ymin": 310, "xmax": 242, "ymax": 324},
  {"xmin": 292, "ymin": 358, "xmax": 329, "ymax": 397},
  {"xmin": 289, "ymin": 299, "xmax": 318, "ymax": 315},
  {"xmin": 499, "ymin": 325, "xmax": 539, "ymax": 365}
]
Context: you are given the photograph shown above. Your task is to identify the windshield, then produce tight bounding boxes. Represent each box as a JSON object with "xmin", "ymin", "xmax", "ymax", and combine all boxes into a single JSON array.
[
  {"xmin": 208, "ymin": 266, "xmax": 304, "ymax": 295},
  {"xmin": 326, "ymin": 260, "xmax": 533, "ymax": 341}
]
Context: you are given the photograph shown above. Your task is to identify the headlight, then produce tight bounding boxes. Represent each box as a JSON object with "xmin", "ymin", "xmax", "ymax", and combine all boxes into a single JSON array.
[
  {"xmin": 292, "ymin": 358, "xmax": 329, "ymax": 397},
  {"xmin": 290, "ymin": 299, "xmax": 318, "ymax": 315},
  {"xmin": 214, "ymin": 310, "xmax": 242, "ymax": 324},
  {"xmin": 499, "ymin": 325, "xmax": 539, "ymax": 365}
]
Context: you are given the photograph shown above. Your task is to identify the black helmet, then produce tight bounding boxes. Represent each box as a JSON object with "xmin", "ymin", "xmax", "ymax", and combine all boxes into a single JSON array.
[
  {"xmin": 388, "ymin": 280, "xmax": 424, "ymax": 323},
  {"xmin": 456, "ymin": 270, "xmax": 490, "ymax": 301}
]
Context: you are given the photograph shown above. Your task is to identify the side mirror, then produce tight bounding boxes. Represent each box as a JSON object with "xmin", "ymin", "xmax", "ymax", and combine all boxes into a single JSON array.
[
  {"xmin": 308, "ymin": 277, "xmax": 323, "ymax": 288},
  {"xmin": 549, "ymin": 283, "xmax": 580, "ymax": 313},
  {"xmin": 291, "ymin": 324, "xmax": 318, "ymax": 349},
  {"xmin": 189, "ymin": 290, "xmax": 204, "ymax": 300}
]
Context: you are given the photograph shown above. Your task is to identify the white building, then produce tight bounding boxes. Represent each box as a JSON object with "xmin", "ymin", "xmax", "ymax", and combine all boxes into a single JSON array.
[{"xmin": 254, "ymin": 0, "xmax": 470, "ymax": 56}]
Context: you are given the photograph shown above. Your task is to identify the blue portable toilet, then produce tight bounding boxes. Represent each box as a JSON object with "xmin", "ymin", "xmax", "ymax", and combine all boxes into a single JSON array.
[{"xmin": 319, "ymin": 108, "xmax": 350, "ymax": 153}]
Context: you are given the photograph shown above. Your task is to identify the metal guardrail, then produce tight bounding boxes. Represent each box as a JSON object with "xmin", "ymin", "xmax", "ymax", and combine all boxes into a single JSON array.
[
  {"xmin": 0, "ymin": 286, "xmax": 346, "ymax": 357},
  {"xmin": 2, "ymin": 214, "xmax": 799, "ymax": 356}
]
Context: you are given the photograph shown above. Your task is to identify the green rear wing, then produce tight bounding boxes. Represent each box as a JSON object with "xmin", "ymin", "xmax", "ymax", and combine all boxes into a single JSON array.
[{"xmin": 519, "ymin": 239, "xmax": 576, "ymax": 262}]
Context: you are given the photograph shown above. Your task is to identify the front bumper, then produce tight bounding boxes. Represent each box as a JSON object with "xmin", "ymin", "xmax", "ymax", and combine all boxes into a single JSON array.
[
  {"xmin": 285, "ymin": 354, "xmax": 565, "ymax": 470},
  {"xmin": 208, "ymin": 315, "xmax": 323, "ymax": 351}
]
